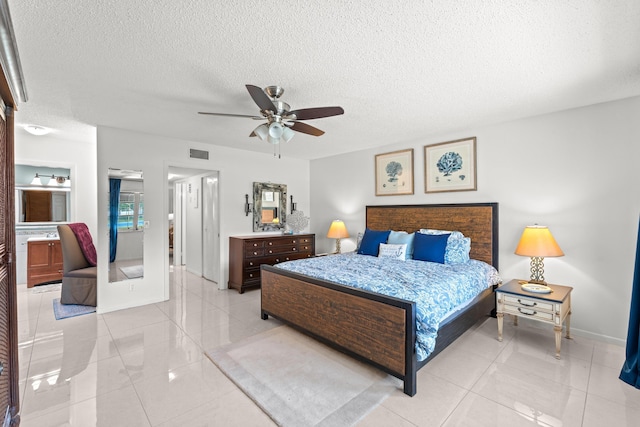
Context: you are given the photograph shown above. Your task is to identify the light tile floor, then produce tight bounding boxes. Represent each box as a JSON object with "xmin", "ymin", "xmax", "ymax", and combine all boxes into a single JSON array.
[{"xmin": 16, "ymin": 268, "xmax": 640, "ymax": 426}]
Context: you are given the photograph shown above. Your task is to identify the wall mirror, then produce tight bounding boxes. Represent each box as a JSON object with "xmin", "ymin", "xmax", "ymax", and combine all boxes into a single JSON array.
[
  {"xmin": 108, "ymin": 168, "xmax": 144, "ymax": 283},
  {"xmin": 15, "ymin": 164, "xmax": 71, "ymax": 224},
  {"xmin": 253, "ymin": 182, "xmax": 286, "ymax": 232}
]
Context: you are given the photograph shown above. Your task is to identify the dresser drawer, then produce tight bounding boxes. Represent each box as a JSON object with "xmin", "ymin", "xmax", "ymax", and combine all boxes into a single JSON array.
[
  {"xmin": 502, "ymin": 304, "xmax": 554, "ymax": 322},
  {"xmin": 265, "ymin": 245, "xmax": 299, "ymax": 255},
  {"xmin": 244, "ymin": 240, "xmax": 266, "ymax": 249},
  {"xmin": 244, "ymin": 248, "xmax": 265, "ymax": 258},
  {"xmin": 243, "ymin": 268, "xmax": 261, "ymax": 283},
  {"xmin": 299, "ymin": 244, "xmax": 313, "ymax": 253},
  {"xmin": 265, "ymin": 237, "xmax": 299, "ymax": 246},
  {"xmin": 503, "ymin": 294, "xmax": 554, "ymax": 312}
]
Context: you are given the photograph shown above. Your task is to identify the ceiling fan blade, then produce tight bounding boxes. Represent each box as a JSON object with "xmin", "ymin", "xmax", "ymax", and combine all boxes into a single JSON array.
[
  {"xmin": 198, "ymin": 112, "xmax": 262, "ymax": 119},
  {"xmin": 288, "ymin": 121, "xmax": 325, "ymax": 136},
  {"xmin": 246, "ymin": 84, "xmax": 277, "ymax": 113},
  {"xmin": 287, "ymin": 106, "xmax": 344, "ymax": 120}
]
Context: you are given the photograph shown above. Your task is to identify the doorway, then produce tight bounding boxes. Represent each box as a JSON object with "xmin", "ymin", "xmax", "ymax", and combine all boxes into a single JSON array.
[{"xmin": 168, "ymin": 167, "xmax": 220, "ymax": 286}]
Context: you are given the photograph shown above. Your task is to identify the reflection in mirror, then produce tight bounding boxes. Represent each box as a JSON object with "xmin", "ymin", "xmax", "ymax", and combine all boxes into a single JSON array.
[
  {"xmin": 108, "ymin": 168, "xmax": 144, "ymax": 283},
  {"xmin": 15, "ymin": 164, "xmax": 71, "ymax": 224},
  {"xmin": 253, "ymin": 182, "xmax": 287, "ymax": 232}
]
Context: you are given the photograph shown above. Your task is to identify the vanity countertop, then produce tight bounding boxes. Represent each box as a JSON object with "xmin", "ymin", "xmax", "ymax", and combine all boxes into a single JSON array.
[{"xmin": 27, "ymin": 236, "xmax": 59, "ymax": 242}]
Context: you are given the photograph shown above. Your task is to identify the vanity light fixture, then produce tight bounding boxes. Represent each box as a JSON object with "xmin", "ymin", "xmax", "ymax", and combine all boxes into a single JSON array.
[
  {"xmin": 31, "ymin": 173, "xmax": 71, "ymax": 187},
  {"xmin": 244, "ymin": 194, "xmax": 253, "ymax": 216}
]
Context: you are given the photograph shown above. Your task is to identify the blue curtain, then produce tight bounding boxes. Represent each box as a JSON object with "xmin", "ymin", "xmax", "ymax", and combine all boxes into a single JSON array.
[
  {"xmin": 109, "ymin": 178, "xmax": 121, "ymax": 263},
  {"xmin": 620, "ymin": 217, "xmax": 640, "ymax": 389}
]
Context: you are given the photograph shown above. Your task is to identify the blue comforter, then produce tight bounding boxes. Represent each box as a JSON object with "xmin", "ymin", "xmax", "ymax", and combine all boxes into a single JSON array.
[{"xmin": 274, "ymin": 253, "xmax": 501, "ymax": 361}]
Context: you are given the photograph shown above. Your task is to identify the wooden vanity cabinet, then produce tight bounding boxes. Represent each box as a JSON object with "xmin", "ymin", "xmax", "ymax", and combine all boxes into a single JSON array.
[
  {"xmin": 228, "ymin": 234, "xmax": 315, "ymax": 293},
  {"xmin": 27, "ymin": 239, "xmax": 64, "ymax": 288}
]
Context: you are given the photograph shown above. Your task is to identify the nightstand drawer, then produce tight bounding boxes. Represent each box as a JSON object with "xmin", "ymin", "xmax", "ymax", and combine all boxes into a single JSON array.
[
  {"xmin": 503, "ymin": 294, "xmax": 554, "ymax": 312},
  {"xmin": 502, "ymin": 304, "xmax": 554, "ymax": 322}
]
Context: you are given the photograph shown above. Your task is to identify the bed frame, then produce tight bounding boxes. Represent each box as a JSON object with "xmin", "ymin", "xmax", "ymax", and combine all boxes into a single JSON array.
[{"xmin": 260, "ymin": 203, "xmax": 499, "ymax": 396}]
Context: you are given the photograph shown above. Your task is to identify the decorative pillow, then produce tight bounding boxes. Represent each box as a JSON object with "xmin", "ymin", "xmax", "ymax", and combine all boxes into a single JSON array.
[
  {"xmin": 355, "ymin": 231, "xmax": 364, "ymax": 251},
  {"xmin": 387, "ymin": 231, "xmax": 415, "ymax": 260},
  {"xmin": 378, "ymin": 243, "xmax": 407, "ymax": 260},
  {"xmin": 418, "ymin": 229, "xmax": 470, "ymax": 264},
  {"xmin": 419, "ymin": 229, "xmax": 465, "ymax": 240},
  {"xmin": 413, "ymin": 233, "xmax": 450, "ymax": 263},
  {"xmin": 445, "ymin": 237, "xmax": 471, "ymax": 264},
  {"xmin": 357, "ymin": 228, "xmax": 391, "ymax": 256}
]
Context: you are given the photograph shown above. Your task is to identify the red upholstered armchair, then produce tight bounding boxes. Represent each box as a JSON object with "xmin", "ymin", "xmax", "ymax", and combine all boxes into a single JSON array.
[{"xmin": 57, "ymin": 224, "xmax": 97, "ymax": 306}]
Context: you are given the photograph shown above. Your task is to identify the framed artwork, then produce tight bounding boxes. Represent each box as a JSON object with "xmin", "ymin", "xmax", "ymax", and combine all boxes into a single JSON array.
[
  {"xmin": 424, "ymin": 137, "xmax": 477, "ymax": 193},
  {"xmin": 375, "ymin": 148, "xmax": 414, "ymax": 196}
]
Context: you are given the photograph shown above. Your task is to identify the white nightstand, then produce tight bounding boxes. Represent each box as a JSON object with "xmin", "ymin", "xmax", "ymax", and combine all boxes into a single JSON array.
[{"xmin": 496, "ymin": 279, "xmax": 573, "ymax": 359}]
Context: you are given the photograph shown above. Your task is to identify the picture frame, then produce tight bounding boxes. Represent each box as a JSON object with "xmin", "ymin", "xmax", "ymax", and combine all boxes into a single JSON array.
[
  {"xmin": 375, "ymin": 148, "xmax": 414, "ymax": 196},
  {"xmin": 424, "ymin": 137, "xmax": 477, "ymax": 193}
]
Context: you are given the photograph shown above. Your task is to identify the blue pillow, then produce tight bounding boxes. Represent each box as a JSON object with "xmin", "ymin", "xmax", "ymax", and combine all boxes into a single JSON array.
[
  {"xmin": 445, "ymin": 237, "xmax": 471, "ymax": 264},
  {"xmin": 357, "ymin": 228, "xmax": 391, "ymax": 256},
  {"xmin": 387, "ymin": 231, "xmax": 415, "ymax": 260},
  {"xmin": 413, "ymin": 233, "xmax": 450, "ymax": 263}
]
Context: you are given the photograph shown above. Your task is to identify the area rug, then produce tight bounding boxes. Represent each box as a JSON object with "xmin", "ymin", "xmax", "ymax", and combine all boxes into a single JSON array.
[
  {"xmin": 53, "ymin": 298, "xmax": 96, "ymax": 320},
  {"xmin": 206, "ymin": 325, "xmax": 400, "ymax": 427},
  {"xmin": 32, "ymin": 283, "xmax": 61, "ymax": 294},
  {"xmin": 120, "ymin": 265, "xmax": 143, "ymax": 279}
]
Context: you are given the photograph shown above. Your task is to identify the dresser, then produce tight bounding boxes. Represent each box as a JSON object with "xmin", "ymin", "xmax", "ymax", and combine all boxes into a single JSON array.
[
  {"xmin": 228, "ymin": 234, "xmax": 315, "ymax": 293},
  {"xmin": 27, "ymin": 238, "xmax": 64, "ymax": 288}
]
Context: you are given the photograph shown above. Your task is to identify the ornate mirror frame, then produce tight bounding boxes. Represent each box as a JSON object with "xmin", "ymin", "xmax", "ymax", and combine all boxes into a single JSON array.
[{"xmin": 253, "ymin": 182, "xmax": 287, "ymax": 232}]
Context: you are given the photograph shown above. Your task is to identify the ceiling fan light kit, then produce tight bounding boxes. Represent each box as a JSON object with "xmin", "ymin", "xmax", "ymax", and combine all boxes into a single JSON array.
[{"xmin": 199, "ymin": 84, "xmax": 344, "ymax": 155}]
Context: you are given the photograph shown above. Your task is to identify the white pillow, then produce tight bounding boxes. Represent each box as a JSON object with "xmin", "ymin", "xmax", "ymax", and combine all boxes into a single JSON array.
[{"xmin": 378, "ymin": 243, "xmax": 407, "ymax": 260}]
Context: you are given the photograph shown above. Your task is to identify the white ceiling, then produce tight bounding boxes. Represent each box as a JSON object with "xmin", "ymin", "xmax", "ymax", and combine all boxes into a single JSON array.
[{"xmin": 8, "ymin": 1, "xmax": 640, "ymax": 160}]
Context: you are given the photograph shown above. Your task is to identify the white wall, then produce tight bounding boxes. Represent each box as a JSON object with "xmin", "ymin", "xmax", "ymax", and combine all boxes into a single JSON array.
[
  {"xmin": 310, "ymin": 95, "xmax": 640, "ymax": 344},
  {"xmin": 14, "ymin": 131, "xmax": 98, "ymax": 234},
  {"xmin": 96, "ymin": 126, "xmax": 310, "ymax": 313}
]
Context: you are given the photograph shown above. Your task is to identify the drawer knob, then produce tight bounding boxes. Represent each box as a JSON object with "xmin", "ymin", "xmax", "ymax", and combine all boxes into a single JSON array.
[
  {"xmin": 249, "ymin": 262, "xmax": 254, "ymax": 266},
  {"xmin": 253, "ymin": 243, "xmax": 258, "ymax": 247},
  {"xmin": 253, "ymin": 252, "xmax": 258, "ymax": 255},
  {"xmin": 517, "ymin": 307, "xmax": 537, "ymax": 316},
  {"xmin": 249, "ymin": 273, "xmax": 253, "ymax": 278},
  {"xmin": 275, "ymin": 258, "xmax": 280, "ymax": 262},
  {"xmin": 269, "ymin": 242, "xmax": 273, "ymax": 246},
  {"xmin": 517, "ymin": 299, "xmax": 537, "ymax": 307}
]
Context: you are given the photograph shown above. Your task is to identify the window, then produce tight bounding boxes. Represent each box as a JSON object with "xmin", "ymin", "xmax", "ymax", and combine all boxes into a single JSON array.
[{"xmin": 117, "ymin": 192, "xmax": 144, "ymax": 231}]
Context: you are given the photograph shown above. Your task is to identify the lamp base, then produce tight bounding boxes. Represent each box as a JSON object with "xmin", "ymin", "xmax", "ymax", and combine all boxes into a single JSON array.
[
  {"xmin": 335, "ymin": 238, "xmax": 342, "ymax": 254},
  {"xmin": 529, "ymin": 256, "xmax": 546, "ymax": 283}
]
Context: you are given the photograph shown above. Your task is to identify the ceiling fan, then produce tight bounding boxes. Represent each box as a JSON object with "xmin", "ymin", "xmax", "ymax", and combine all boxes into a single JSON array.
[{"xmin": 199, "ymin": 85, "xmax": 344, "ymax": 145}]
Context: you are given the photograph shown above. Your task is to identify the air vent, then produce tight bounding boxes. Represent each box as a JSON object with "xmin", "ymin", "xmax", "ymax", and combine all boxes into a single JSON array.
[{"xmin": 190, "ymin": 149, "xmax": 209, "ymax": 160}]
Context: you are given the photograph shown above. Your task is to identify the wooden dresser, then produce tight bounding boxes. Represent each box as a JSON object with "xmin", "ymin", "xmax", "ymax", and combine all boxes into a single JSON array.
[
  {"xmin": 228, "ymin": 234, "xmax": 315, "ymax": 293},
  {"xmin": 27, "ymin": 239, "xmax": 64, "ymax": 288}
]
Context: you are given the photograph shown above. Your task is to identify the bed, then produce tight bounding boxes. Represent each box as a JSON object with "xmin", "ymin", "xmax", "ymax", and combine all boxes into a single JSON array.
[{"xmin": 260, "ymin": 203, "xmax": 499, "ymax": 396}]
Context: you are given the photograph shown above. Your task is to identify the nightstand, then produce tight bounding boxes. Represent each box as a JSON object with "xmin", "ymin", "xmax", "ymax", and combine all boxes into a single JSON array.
[{"xmin": 496, "ymin": 279, "xmax": 573, "ymax": 359}]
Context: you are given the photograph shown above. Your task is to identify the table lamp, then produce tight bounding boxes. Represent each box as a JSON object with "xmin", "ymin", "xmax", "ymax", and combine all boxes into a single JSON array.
[
  {"xmin": 515, "ymin": 225, "xmax": 564, "ymax": 286},
  {"xmin": 327, "ymin": 220, "xmax": 349, "ymax": 253}
]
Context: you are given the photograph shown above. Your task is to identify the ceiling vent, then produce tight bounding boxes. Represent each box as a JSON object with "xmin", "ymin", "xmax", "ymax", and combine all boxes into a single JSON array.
[{"xmin": 189, "ymin": 148, "xmax": 209, "ymax": 160}]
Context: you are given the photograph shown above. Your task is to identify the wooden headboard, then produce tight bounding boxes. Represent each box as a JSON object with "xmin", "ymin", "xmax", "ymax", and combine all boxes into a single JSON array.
[{"xmin": 366, "ymin": 203, "xmax": 499, "ymax": 269}]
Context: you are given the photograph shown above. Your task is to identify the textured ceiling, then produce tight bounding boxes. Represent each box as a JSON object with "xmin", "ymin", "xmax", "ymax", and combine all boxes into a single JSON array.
[{"xmin": 8, "ymin": 0, "xmax": 640, "ymax": 159}]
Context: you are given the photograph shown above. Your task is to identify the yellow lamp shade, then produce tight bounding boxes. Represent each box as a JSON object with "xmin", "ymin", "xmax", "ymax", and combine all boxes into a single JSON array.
[
  {"xmin": 514, "ymin": 225, "xmax": 564, "ymax": 257},
  {"xmin": 327, "ymin": 220, "xmax": 349, "ymax": 239}
]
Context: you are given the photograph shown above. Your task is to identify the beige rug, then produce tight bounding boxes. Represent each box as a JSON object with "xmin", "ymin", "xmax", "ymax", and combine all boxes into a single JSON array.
[
  {"xmin": 206, "ymin": 325, "xmax": 400, "ymax": 427},
  {"xmin": 120, "ymin": 265, "xmax": 143, "ymax": 279}
]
